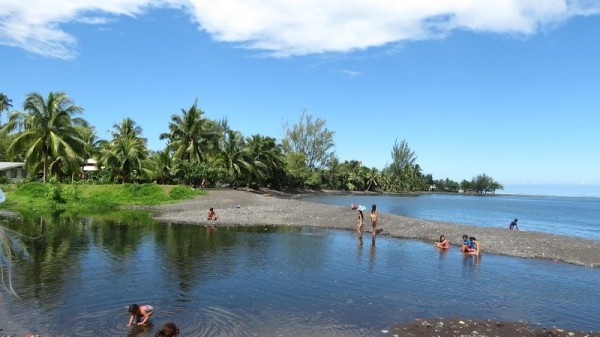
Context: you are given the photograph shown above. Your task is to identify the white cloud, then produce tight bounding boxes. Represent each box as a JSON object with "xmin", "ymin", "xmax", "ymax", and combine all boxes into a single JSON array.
[
  {"xmin": 1, "ymin": 0, "xmax": 599, "ymax": 59},
  {"xmin": 331, "ymin": 68, "xmax": 363, "ymax": 77}
]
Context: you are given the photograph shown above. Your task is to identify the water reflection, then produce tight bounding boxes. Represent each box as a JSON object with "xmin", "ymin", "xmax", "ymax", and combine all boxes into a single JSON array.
[{"xmin": 1, "ymin": 213, "xmax": 599, "ymax": 336}]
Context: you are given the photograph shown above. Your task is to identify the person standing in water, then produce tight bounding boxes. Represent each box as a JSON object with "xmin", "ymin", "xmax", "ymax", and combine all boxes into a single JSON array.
[
  {"xmin": 370, "ymin": 204, "xmax": 378, "ymax": 241},
  {"xmin": 509, "ymin": 218, "xmax": 518, "ymax": 230},
  {"xmin": 357, "ymin": 209, "xmax": 364, "ymax": 235}
]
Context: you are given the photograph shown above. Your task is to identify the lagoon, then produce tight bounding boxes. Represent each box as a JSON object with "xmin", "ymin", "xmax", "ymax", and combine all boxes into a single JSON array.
[
  {"xmin": 1, "ymin": 212, "xmax": 600, "ymax": 336},
  {"xmin": 300, "ymin": 193, "xmax": 600, "ymax": 241}
]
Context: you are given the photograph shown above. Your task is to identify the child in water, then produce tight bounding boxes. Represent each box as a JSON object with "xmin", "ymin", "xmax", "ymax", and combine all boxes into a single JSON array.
[
  {"xmin": 155, "ymin": 322, "xmax": 180, "ymax": 337},
  {"xmin": 460, "ymin": 234, "xmax": 472, "ymax": 252},
  {"xmin": 434, "ymin": 235, "xmax": 449, "ymax": 249},
  {"xmin": 128, "ymin": 304, "xmax": 154, "ymax": 326},
  {"xmin": 357, "ymin": 210, "xmax": 364, "ymax": 235}
]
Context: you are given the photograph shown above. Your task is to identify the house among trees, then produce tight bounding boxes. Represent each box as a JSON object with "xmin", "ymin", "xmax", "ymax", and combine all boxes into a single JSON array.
[
  {"xmin": 82, "ymin": 158, "xmax": 99, "ymax": 179},
  {"xmin": 0, "ymin": 162, "xmax": 26, "ymax": 182}
]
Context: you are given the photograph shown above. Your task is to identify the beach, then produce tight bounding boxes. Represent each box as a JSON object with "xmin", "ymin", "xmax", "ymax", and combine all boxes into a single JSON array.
[
  {"xmin": 150, "ymin": 189, "xmax": 600, "ymax": 268},
  {"xmin": 148, "ymin": 189, "xmax": 600, "ymax": 336}
]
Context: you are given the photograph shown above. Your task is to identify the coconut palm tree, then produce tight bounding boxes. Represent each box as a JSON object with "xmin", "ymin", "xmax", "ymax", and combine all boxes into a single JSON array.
[
  {"xmin": 215, "ymin": 130, "xmax": 254, "ymax": 186},
  {"xmin": 160, "ymin": 101, "xmax": 220, "ymax": 164},
  {"xmin": 0, "ymin": 93, "xmax": 12, "ymax": 124},
  {"xmin": 365, "ymin": 167, "xmax": 379, "ymax": 191},
  {"xmin": 111, "ymin": 117, "xmax": 144, "ymax": 140},
  {"xmin": 0, "ymin": 91, "xmax": 87, "ymax": 182},
  {"xmin": 245, "ymin": 134, "xmax": 283, "ymax": 185},
  {"xmin": 98, "ymin": 118, "xmax": 150, "ymax": 183},
  {"xmin": 150, "ymin": 148, "xmax": 178, "ymax": 184}
]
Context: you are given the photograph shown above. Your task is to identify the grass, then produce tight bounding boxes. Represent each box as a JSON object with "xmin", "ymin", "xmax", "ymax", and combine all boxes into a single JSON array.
[{"xmin": 0, "ymin": 182, "xmax": 206, "ymax": 214}]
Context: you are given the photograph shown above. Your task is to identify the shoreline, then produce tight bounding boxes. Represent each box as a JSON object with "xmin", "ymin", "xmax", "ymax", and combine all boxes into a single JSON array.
[{"xmin": 150, "ymin": 188, "xmax": 600, "ymax": 268}]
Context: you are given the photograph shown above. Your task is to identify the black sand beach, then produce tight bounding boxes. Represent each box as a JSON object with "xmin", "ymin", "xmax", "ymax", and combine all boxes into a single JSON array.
[{"xmin": 148, "ymin": 189, "xmax": 600, "ymax": 336}]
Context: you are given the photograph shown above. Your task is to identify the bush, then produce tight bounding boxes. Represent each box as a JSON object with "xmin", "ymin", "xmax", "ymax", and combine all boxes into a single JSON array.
[
  {"xmin": 169, "ymin": 185, "xmax": 195, "ymax": 200},
  {"xmin": 14, "ymin": 182, "xmax": 51, "ymax": 198},
  {"xmin": 49, "ymin": 183, "xmax": 66, "ymax": 203}
]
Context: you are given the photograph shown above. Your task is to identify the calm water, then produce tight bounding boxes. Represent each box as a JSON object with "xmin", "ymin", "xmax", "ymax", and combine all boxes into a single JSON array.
[
  {"xmin": 300, "ymin": 193, "xmax": 600, "ymax": 240},
  {"xmin": 1, "ymin": 213, "xmax": 599, "ymax": 336}
]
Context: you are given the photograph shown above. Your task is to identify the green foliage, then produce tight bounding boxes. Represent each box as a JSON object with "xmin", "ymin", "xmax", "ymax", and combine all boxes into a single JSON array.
[
  {"xmin": 469, "ymin": 174, "xmax": 503, "ymax": 194},
  {"xmin": 0, "ymin": 92, "xmax": 501, "ymax": 194},
  {"xmin": 98, "ymin": 118, "xmax": 151, "ymax": 183},
  {"xmin": 2, "ymin": 182, "xmax": 202, "ymax": 212},
  {"xmin": 14, "ymin": 181, "xmax": 51, "ymax": 198},
  {"xmin": 282, "ymin": 111, "xmax": 335, "ymax": 170},
  {"xmin": 0, "ymin": 91, "xmax": 87, "ymax": 182},
  {"xmin": 49, "ymin": 183, "xmax": 66, "ymax": 203},
  {"xmin": 160, "ymin": 101, "xmax": 220, "ymax": 163},
  {"xmin": 121, "ymin": 183, "xmax": 167, "ymax": 204},
  {"xmin": 174, "ymin": 161, "xmax": 226, "ymax": 187},
  {"xmin": 169, "ymin": 185, "xmax": 198, "ymax": 200}
]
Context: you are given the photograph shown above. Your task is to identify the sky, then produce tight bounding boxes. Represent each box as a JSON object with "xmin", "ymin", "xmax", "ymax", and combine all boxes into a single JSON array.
[{"xmin": 1, "ymin": 0, "xmax": 600, "ymax": 196}]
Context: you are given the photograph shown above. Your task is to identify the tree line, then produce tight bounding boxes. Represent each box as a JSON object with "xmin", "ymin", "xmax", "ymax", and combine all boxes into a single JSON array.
[{"xmin": 0, "ymin": 91, "xmax": 503, "ymax": 194}]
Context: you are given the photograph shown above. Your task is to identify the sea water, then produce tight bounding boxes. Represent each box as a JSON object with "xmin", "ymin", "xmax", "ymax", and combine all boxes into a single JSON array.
[{"xmin": 300, "ymin": 193, "xmax": 600, "ymax": 240}]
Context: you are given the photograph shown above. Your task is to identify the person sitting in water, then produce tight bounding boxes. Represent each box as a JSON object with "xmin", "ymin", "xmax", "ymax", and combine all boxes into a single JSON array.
[
  {"xmin": 207, "ymin": 207, "xmax": 218, "ymax": 220},
  {"xmin": 155, "ymin": 322, "xmax": 180, "ymax": 337},
  {"xmin": 460, "ymin": 234, "xmax": 472, "ymax": 252},
  {"xmin": 434, "ymin": 235, "xmax": 449, "ymax": 249},
  {"xmin": 127, "ymin": 304, "xmax": 154, "ymax": 326},
  {"xmin": 465, "ymin": 237, "xmax": 481, "ymax": 255},
  {"xmin": 509, "ymin": 218, "xmax": 518, "ymax": 230}
]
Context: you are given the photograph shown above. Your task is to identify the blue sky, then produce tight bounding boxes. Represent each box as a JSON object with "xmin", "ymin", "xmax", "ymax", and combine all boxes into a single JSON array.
[{"xmin": 1, "ymin": 1, "xmax": 600, "ymax": 196}]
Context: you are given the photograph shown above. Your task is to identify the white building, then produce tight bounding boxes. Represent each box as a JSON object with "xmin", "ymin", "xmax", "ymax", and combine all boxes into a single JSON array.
[{"xmin": 0, "ymin": 162, "xmax": 26, "ymax": 181}]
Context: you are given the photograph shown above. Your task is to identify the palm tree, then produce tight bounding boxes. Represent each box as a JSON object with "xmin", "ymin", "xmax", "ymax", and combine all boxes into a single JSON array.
[
  {"xmin": 160, "ymin": 101, "xmax": 220, "ymax": 164},
  {"xmin": 0, "ymin": 93, "xmax": 12, "ymax": 124},
  {"xmin": 0, "ymin": 91, "xmax": 87, "ymax": 182},
  {"xmin": 150, "ymin": 148, "xmax": 178, "ymax": 184},
  {"xmin": 111, "ymin": 117, "xmax": 144, "ymax": 140},
  {"xmin": 215, "ymin": 130, "xmax": 254, "ymax": 186},
  {"xmin": 98, "ymin": 118, "xmax": 150, "ymax": 183},
  {"xmin": 245, "ymin": 134, "xmax": 283, "ymax": 185},
  {"xmin": 365, "ymin": 167, "xmax": 379, "ymax": 191}
]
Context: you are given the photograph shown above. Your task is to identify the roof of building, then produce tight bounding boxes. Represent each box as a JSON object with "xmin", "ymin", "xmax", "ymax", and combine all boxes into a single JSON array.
[{"xmin": 0, "ymin": 162, "xmax": 25, "ymax": 170}]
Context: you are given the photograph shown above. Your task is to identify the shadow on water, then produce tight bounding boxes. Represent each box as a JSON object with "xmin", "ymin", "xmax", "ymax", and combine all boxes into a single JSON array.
[{"xmin": 0, "ymin": 212, "xmax": 599, "ymax": 336}]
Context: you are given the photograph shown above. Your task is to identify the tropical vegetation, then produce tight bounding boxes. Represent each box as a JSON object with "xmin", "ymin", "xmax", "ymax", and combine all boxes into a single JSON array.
[{"xmin": 0, "ymin": 91, "xmax": 503, "ymax": 194}]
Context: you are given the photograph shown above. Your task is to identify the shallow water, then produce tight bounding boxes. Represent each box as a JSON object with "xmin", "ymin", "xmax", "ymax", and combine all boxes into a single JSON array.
[
  {"xmin": 300, "ymin": 193, "xmax": 600, "ymax": 240},
  {"xmin": 1, "ymin": 214, "xmax": 599, "ymax": 336}
]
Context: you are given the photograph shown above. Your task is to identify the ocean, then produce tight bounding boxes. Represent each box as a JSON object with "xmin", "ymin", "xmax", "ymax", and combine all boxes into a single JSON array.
[{"xmin": 299, "ymin": 193, "xmax": 600, "ymax": 241}]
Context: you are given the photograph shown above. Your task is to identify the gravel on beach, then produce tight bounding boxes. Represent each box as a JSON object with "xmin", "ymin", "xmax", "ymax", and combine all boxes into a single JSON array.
[{"xmin": 149, "ymin": 189, "xmax": 600, "ymax": 336}]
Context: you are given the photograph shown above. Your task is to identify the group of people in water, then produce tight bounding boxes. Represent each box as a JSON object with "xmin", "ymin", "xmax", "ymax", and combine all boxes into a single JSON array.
[
  {"xmin": 433, "ymin": 234, "xmax": 481, "ymax": 255},
  {"xmin": 128, "ymin": 304, "xmax": 179, "ymax": 336},
  {"xmin": 354, "ymin": 203, "xmax": 481, "ymax": 255}
]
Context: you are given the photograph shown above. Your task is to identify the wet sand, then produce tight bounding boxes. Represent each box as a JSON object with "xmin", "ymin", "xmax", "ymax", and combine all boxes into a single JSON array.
[{"xmin": 150, "ymin": 189, "xmax": 600, "ymax": 268}]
